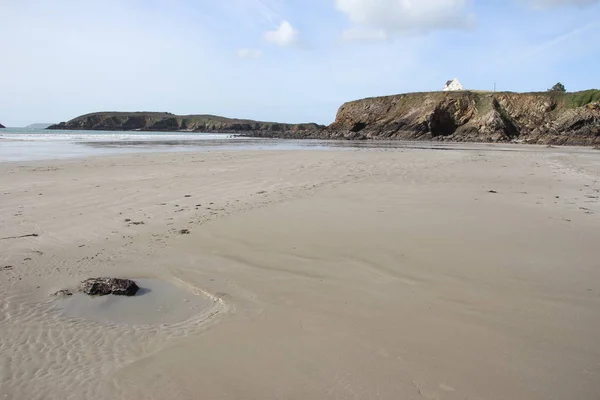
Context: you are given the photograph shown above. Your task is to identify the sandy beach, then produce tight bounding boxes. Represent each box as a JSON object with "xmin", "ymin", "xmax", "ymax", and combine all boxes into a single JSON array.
[{"xmin": 1, "ymin": 144, "xmax": 600, "ymax": 399}]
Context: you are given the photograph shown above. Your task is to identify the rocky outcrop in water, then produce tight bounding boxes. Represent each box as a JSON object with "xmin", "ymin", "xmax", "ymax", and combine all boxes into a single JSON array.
[
  {"xmin": 47, "ymin": 112, "xmax": 324, "ymax": 135},
  {"xmin": 325, "ymin": 90, "xmax": 600, "ymax": 146},
  {"xmin": 79, "ymin": 278, "xmax": 139, "ymax": 296},
  {"xmin": 0, "ymin": 123, "xmax": 5, "ymax": 129}
]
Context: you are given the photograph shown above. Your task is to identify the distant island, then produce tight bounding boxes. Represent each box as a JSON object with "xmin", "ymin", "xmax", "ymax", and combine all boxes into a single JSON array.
[
  {"xmin": 26, "ymin": 123, "xmax": 55, "ymax": 129},
  {"xmin": 48, "ymin": 113, "xmax": 324, "ymax": 135},
  {"xmin": 48, "ymin": 89, "xmax": 600, "ymax": 146}
]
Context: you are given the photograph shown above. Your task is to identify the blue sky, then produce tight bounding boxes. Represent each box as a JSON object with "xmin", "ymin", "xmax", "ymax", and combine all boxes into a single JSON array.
[{"xmin": 1, "ymin": 0, "xmax": 599, "ymax": 126}]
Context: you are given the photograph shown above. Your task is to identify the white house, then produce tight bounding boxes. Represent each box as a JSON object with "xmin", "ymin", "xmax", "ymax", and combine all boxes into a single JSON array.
[{"xmin": 443, "ymin": 78, "xmax": 464, "ymax": 92}]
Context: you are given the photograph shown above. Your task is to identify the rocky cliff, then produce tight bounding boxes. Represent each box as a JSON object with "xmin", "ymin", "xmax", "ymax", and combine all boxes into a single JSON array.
[
  {"xmin": 47, "ymin": 112, "xmax": 324, "ymax": 134},
  {"xmin": 46, "ymin": 90, "xmax": 600, "ymax": 145},
  {"xmin": 0, "ymin": 123, "xmax": 5, "ymax": 129},
  {"xmin": 326, "ymin": 90, "xmax": 600, "ymax": 145}
]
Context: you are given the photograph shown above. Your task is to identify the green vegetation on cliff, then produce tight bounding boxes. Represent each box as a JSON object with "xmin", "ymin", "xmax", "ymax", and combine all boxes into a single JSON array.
[{"xmin": 563, "ymin": 90, "xmax": 600, "ymax": 108}]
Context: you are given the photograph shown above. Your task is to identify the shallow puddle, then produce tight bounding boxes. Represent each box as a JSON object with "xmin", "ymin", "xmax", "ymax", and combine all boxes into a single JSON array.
[{"xmin": 58, "ymin": 278, "xmax": 214, "ymax": 325}]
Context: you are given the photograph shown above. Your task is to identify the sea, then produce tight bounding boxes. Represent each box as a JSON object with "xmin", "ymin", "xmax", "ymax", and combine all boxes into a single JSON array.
[
  {"xmin": 2, "ymin": 128, "xmax": 554, "ymax": 163},
  {"xmin": 0, "ymin": 128, "xmax": 337, "ymax": 162}
]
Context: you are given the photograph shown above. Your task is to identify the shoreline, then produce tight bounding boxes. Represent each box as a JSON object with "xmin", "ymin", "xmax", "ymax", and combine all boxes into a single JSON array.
[
  {"xmin": 1, "ymin": 136, "xmax": 599, "ymax": 165},
  {"xmin": 28, "ymin": 126, "xmax": 600, "ymax": 147}
]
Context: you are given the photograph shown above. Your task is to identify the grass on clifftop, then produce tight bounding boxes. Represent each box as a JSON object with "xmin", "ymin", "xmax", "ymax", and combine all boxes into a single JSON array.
[{"xmin": 563, "ymin": 90, "xmax": 600, "ymax": 108}]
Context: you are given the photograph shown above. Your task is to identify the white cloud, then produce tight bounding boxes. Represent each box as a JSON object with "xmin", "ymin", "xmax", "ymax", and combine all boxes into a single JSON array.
[
  {"xmin": 335, "ymin": 0, "xmax": 474, "ymax": 34},
  {"xmin": 237, "ymin": 48, "xmax": 263, "ymax": 59},
  {"xmin": 341, "ymin": 28, "xmax": 388, "ymax": 42},
  {"xmin": 525, "ymin": 0, "xmax": 599, "ymax": 7},
  {"xmin": 264, "ymin": 20, "xmax": 299, "ymax": 47}
]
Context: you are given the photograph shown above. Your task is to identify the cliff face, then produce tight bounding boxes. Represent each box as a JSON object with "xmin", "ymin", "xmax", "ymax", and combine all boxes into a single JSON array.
[
  {"xmin": 47, "ymin": 112, "xmax": 324, "ymax": 134},
  {"xmin": 0, "ymin": 123, "xmax": 5, "ymax": 129},
  {"xmin": 327, "ymin": 90, "xmax": 600, "ymax": 145}
]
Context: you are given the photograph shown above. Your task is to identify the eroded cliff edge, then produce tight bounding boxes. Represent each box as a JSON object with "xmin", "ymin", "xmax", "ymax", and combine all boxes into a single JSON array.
[
  {"xmin": 324, "ymin": 90, "xmax": 600, "ymax": 145},
  {"xmin": 47, "ymin": 112, "xmax": 324, "ymax": 134}
]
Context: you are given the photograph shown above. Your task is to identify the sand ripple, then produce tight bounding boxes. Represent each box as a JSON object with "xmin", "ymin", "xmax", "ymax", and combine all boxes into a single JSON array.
[{"xmin": 0, "ymin": 283, "xmax": 226, "ymax": 400}]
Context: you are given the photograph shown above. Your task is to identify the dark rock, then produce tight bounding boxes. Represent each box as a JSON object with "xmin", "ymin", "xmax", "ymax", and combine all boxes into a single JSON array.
[
  {"xmin": 0, "ymin": 123, "xmax": 5, "ymax": 129},
  {"xmin": 52, "ymin": 289, "xmax": 73, "ymax": 297},
  {"xmin": 179, "ymin": 229, "xmax": 191, "ymax": 235},
  {"xmin": 79, "ymin": 277, "xmax": 139, "ymax": 296},
  {"xmin": 350, "ymin": 122, "xmax": 367, "ymax": 132}
]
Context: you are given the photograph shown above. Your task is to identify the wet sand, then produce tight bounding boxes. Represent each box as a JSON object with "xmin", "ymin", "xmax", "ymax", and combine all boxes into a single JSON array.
[
  {"xmin": 1, "ymin": 145, "xmax": 600, "ymax": 399},
  {"xmin": 58, "ymin": 278, "xmax": 215, "ymax": 326}
]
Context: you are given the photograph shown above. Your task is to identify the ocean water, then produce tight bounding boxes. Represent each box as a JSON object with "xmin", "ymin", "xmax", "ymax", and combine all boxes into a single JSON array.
[
  {"xmin": 1, "ymin": 128, "xmax": 556, "ymax": 163},
  {"xmin": 0, "ymin": 128, "xmax": 333, "ymax": 162}
]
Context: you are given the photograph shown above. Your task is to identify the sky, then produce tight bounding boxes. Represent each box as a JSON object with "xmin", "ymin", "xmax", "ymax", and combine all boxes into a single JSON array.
[{"xmin": 0, "ymin": 0, "xmax": 599, "ymax": 127}]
